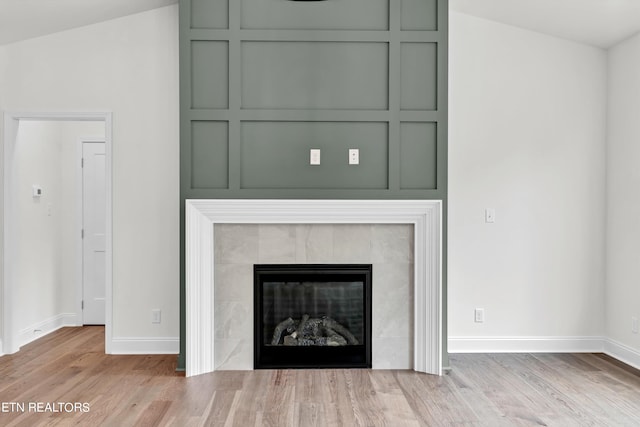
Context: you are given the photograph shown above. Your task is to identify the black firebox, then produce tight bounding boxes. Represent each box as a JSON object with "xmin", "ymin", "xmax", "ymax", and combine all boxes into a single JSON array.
[{"xmin": 254, "ymin": 264, "xmax": 372, "ymax": 369}]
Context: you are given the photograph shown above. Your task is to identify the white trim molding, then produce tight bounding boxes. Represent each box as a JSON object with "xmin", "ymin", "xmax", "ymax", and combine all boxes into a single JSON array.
[
  {"xmin": 604, "ymin": 338, "xmax": 640, "ymax": 371},
  {"xmin": 449, "ymin": 335, "xmax": 640, "ymax": 371},
  {"xmin": 111, "ymin": 337, "xmax": 180, "ymax": 354},
  {"xmin": 448, "ymin": 336, "xmax": 606, "ymax": 353},
  {"xmin": 448, "ymin": 336, "xmax": 604, "ymax": 353},
  {"xmin": 17, "ymin": 313, "xmax": 78, "ymax": 347},
  {"xmin": 185, "ymin": 199, "xmax": 443, "ymax": 377}
]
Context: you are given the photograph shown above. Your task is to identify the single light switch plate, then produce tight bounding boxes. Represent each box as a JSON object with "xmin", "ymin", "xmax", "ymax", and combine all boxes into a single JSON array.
[
  {"xmin": 152, "ymin": 309, "xmax": 161, "ymax": 324},
  {"xmin": 474, "ymin": 308, "xmax": 485, "ymax": 323},
  {"xmin": 349, "ymin": 149, "xmax": 359, "ymax": 165},
  {"xmin": 485, "ymin": 208, "xmax": 495, "ymax": 223},
  {"xmin": 310, "ymin": 149, "xmax": 321, "ymax": 165}
]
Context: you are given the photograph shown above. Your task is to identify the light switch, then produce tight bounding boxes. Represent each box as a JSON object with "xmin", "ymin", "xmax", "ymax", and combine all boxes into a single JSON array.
[
  {"xmin": 485, "ymin": 208, "xmax": 495, "ymax": 223},
  {"xmin": 32, "ymin": 185, "xmax": 42, "ymax": 198},
  {"xmin": 310, "ymin": 149, "xmax": 321, "ymax": 165}
]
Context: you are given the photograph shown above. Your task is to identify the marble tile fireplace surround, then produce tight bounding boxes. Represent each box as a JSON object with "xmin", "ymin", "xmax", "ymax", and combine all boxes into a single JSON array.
[{"xmin": 185, "ymin": 200, "xmax": 442, "ymax": 377}]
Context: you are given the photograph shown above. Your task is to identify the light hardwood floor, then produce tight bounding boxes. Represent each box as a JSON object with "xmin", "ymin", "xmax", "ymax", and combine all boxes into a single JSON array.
[{"xmin": 1, "ymin": 326, "xmax": 639, "ymax": 426}]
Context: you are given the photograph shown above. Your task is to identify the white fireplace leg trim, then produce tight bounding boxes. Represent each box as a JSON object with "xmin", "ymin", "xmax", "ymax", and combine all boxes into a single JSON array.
[{"xmin": 185, "ymin": 199, "xmax": 443, "ymax": 377}]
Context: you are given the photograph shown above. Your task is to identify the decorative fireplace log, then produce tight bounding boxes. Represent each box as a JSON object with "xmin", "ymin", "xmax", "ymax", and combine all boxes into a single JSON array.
[
  {"xmin": 321, "ymin": 318, "xmax": 358, "ymax": 345},
  {"xmin": 271, "ymin": 317, "xmax": 296, "ymax": 345},
  {"xmin": 270, "ymin": 315, "xmax": 358, "ymax": 346},
  {"xmin": 295, "ymin": 314, "xmax": 310, "ymax": 340}
]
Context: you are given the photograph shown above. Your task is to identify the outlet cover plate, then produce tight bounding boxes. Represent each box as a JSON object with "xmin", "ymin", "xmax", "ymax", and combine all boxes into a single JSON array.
[{"xmin": 349, "ymin": 148, "xmax": 359, "ymax": 165}]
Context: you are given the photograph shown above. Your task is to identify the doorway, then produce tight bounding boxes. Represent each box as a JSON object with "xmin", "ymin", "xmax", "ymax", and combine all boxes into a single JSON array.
[{"xmin": 2, "ymin": 112, "xmax": 113, "ymax": 355}]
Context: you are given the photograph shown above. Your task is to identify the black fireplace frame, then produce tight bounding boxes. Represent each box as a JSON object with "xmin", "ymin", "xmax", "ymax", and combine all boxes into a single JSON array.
[{"xmin": 254, "ymin": 264, "xmax": 372, "ymax": 369}]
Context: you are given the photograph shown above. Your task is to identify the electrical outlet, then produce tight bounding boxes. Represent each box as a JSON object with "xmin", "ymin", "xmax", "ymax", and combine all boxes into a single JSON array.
[
  {"xmin": 152, "ymin": 309, "xmax": 161, "ymax": 324},
  {"xmin": 310, "ymin": 149, "xmax": 321, "ymax": 165},
  {"xmin": 474, "ymin": 308, "xmax": 485, "ymax": 323},
  {"xmin": 349, "ymin": 149, "xmax": 359, "ymax": 165},
  {"xmin": 633, "ymin": 317, "xmax": 638, "ymax": 334}
]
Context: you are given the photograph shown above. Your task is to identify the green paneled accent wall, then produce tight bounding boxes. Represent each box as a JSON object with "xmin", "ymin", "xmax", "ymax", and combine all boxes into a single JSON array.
[{"xmin": 179, "ymin": 0, "xmax": 448, "ymax": 370}]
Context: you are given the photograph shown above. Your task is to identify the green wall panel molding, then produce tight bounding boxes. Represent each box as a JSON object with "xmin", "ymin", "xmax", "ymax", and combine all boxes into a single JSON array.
[
  {"xmin": 241, "ymin": 121, "xmax": 389, "ymax": 190},
  {"xmin": 240, "ymin": 0, "xmax": 390, "ymax": 31},
  {"xmin": 190, "ymin": 0, "xmax": 228, "ymax": 29},
  {"xmin": 400, "ymin": 122, "xmax": 438, "ymax": 189},
  {"xmin": 401, "ymin": 0, "xmax": 439, "ymax": 31},
  {"xmin": 401, "ymin": 43, "xmax": 438, "ymax": 111},
  {"xmin": 191, "ymin": 121, "xmax": 229, "ymax": 188},
  {"xmin": 180, "ymin": 0, "xmax": 447, "ymax": 199},
  {"xmin": 191, "ymin": 41, "xmax": 229, "ymax": 109},
  {"xmin": 179, "ymin": 0, "xmax": 449, "ymax": 371},
  {"xmin": 241, "ymin": 41, "xmax": 390, "ymax": 110}
]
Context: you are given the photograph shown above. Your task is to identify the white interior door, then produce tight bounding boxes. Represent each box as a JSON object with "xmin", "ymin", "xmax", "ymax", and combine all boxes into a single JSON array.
[{"xmin": 82, "ymin": 141, "xmax": 106, "ymax": 325}]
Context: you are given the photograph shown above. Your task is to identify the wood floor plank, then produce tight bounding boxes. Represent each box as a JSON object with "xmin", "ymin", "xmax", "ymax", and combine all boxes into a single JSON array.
[
  {"xmin": 369, "ymin": 370, "xmax": 420, "ymax": 427},
  {"xmin": 347, "ymin": 369, "xmax": 387, "ymax": 426},
  {"xmin": 261, "ymin": 370, "xmax": 296, "ymax": 427},
  {"xmin": 295, "ymin": 402, "xmax": 322, "ymax": 427},
  {"xmin": 319, "ymin": 369, "xmax": 357, "ymax": 427},
  {"xmin": 224, "ymin": 370, "xmax": 269, "ymax": 427},
  {"xmin": 2, "ymin": 327, "xmax": 640, "ymax": 426}
]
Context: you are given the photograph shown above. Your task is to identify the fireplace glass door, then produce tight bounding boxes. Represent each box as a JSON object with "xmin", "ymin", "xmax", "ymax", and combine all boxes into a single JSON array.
[{"xmin": 254, "ymin": 264, "xmax": 372, "ymax": 369}]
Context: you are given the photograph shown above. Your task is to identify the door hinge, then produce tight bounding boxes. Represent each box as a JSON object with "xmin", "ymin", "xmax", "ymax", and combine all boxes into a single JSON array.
[
  {"xmin": 81, "ymin": 300, "xmax": 84, "ymax": 309},
  {"xmin": 81, "ymin": 229, "xmax": 84, "ymax": 239},
  {"xmin": 81, "ymin": 158, "xmax": 84, "ymax": 168}
]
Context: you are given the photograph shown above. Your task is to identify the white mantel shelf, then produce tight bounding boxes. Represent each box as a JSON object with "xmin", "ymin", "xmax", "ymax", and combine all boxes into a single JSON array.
[{"xmin": 185, "ymin": 199, "xmax": 443, "ymax": 377}]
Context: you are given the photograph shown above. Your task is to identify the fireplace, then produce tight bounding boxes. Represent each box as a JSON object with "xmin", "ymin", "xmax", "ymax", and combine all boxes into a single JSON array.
[
  {"xmin": 254, "ymin": 264, "xmax": 372, "ymax": 369},
  {"xmin": 185, "ymin": 199, "xmax": 442, "ymax": 377}
]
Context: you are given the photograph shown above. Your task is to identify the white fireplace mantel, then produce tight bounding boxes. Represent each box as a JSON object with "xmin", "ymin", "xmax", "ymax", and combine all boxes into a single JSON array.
[{"xmin": 185, "ymin": 199, "xmax": 442, "ymax": 377}]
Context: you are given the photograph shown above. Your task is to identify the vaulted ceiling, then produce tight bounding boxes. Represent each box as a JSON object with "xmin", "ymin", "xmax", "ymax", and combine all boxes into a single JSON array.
[
  {"xmin": 0, "ymin": 0, "xmax": 177, "ymax": 46},
  {"xmin": 1, "ymin": 0, "xmax": 639, "ymax": 49},
  {"xmin": 450, "ymin": 0, "xmax": 640, "ymax": 48}
]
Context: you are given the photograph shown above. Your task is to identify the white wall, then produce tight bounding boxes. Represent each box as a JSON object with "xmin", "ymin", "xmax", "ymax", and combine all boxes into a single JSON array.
[
  {"xmin": 13, "ymin": 121, "xmax": 66, "ymax": 342},
  {"xmin": 12, "ymin": 120, "xmax": 104, "ymax": 345},
  {"xmin": 0, "ymin": 45, "xmax": 6, "ymax": 348},
  {"xmin": 0, "ymin": 5, "xmax": 180, "ymax": 351},
  {"xmin": 448, "ymin": 12, "xmax": 608, "ymax": 349},
  {"xmin": 605, "ymin": 32, "xmax": 640, "ymax": 357}
]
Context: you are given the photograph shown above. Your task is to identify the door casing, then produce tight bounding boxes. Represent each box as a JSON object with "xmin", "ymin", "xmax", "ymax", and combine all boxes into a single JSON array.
[{"xmin": 2, "ymin": 112, "xmax": 113, "ymax": 355}]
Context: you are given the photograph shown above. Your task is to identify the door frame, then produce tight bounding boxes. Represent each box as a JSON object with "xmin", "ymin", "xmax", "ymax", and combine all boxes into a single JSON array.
[
  {"xmin": 2, "ymin": 112, "xmax": 113, "ymax": 355},
  {"xmin": 77, "ymin": 137, "xmax": 107, "ymax": 326}
]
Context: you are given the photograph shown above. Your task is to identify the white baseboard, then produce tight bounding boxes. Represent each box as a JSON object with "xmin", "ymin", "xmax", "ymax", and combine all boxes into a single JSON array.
[
  {"xmin": 18, "ymin": 313, "xmax": 78, "ymax": 347},
  {"xmin": 110, "ymin": 337, "xmax": 179, "ymax": 354},
  {"xmin": 448, "ymin": 336, "xmax": 605, "ymax": 353},
  {"xmin": 603, "ymin": 338, "xmax": 640, "ymax": 371}
]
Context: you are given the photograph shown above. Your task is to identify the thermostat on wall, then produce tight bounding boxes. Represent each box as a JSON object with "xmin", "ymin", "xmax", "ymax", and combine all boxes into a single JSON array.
[{"xmin": 32, "ymin": 185, "xmax": 42, "ymax": 198}]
